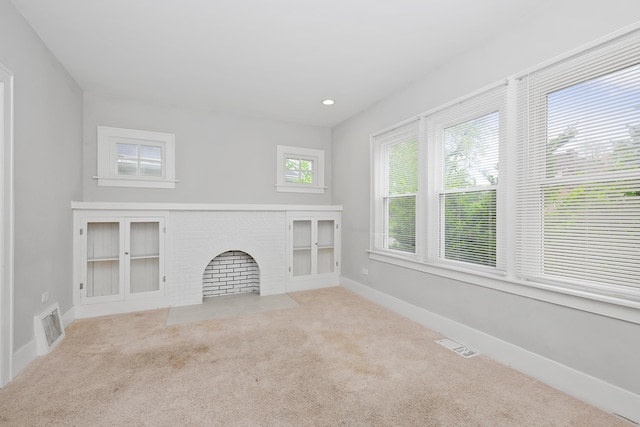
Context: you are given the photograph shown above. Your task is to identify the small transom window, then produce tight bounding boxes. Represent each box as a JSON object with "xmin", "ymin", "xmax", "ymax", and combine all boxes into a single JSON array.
[
  {"xmin": 276, "ymin": 145, "xmax": 325, "ymax": 193},
  {"xmin": 96, "ymin": 126, "xmax": 176, "ymax": 189}
]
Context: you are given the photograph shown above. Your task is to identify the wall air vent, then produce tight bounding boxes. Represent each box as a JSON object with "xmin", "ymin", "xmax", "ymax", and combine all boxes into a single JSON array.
[
  {"xmin": 436, "ymin": 338, "xmax": 479, "ymax": 358},
  {"xmin": 34, "ymin": 303, "xmax": 65, "ymax": 355}
]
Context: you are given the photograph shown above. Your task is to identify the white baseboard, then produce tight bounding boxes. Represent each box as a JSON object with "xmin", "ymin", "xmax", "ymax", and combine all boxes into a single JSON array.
[
  {"xmin": 11, "ymin": 338, "xmax": 37, "ymax": 380},
  {"xmin": 9, "ymin": 304, "xmax": 74, "ymax": 383},
  {"xmin": 340, "ymin": 276, "xmax": 640, "ymax": 424},
  {"xmin": 62, "ymin": 305, "xmax": 75, "ymax": 328}
]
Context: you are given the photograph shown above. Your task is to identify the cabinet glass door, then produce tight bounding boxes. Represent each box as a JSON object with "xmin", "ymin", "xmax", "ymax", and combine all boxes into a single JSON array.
[
  {"xmin": 292, "ymin": 220, "xmax": 312, "ymax": 276},
  {"xmin": 317, "ymin": 220, "xmax": 335, "ymax": 274},
  {"xmin": 129, "ymin": 221, "xmax": 160, "ymax": 293},
  {"xmin": 86, "ymin": 222, "xmax": 121, "ymax": 299}
]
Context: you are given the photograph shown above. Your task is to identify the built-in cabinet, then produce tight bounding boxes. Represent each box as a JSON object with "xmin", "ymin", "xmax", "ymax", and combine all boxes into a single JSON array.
[
  {"xmin": 72, "ymin": 203, "xmax": 342, "ymax": 317},
  {"xmin": 287, "ymin": 211, "xmax": 341, "ymax": 291},
  {"xmin": 74, "ymin": 210, "xmax": 167, "ymax": 317}
]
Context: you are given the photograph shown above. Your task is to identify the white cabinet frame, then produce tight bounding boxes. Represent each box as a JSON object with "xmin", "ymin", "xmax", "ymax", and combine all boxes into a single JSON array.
[
  {"xmin": 286, "ymin": 211, "xmax": 341, "ymax": 292},
  {"xmin": 73, "ymin": 210, "xmax": 168, "ymax": 318}
]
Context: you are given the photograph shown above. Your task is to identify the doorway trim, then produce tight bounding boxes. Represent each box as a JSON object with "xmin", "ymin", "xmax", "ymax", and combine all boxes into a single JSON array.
[{"xmin": 0, "ymin": 63, "xmax": 14, "ymax": 387}]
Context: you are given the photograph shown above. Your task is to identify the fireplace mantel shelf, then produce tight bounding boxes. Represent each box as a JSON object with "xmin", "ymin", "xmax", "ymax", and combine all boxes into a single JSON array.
[{"xmin": 71, "ymin": 201, "xmax": 343, "ymax": 212}]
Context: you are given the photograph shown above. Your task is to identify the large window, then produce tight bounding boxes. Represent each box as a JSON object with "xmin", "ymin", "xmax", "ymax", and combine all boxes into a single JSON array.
[
  {"xmin": 371, "ymin": 86, "xmax": 506, "ymax": 271},
  {"xmin": 516, "ymin": 32, "xmax": 640, "ymax": 297},
  {"xmin": 372, "ymin": 121, "xmax": 419, "ymax": 254},
  {"xmin": 428, "ymin": 86, "xmax": 506, "ymax": 270},
  {"xmin": 371, "ymin": 28, "xmax": 640, "ymax": 307}
]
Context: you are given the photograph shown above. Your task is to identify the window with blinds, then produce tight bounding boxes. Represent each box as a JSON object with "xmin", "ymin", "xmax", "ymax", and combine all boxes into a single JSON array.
[
  {"xmin": 374, "ymin": 121, "xmax": 419, "ymax": 254},
  {"xmin": 516, "ymin": 30, "xmax": 640, "ymax": 296},
  {"xmin": 427, "ymin": 85, "xmax": 506, "ymax": 270}
]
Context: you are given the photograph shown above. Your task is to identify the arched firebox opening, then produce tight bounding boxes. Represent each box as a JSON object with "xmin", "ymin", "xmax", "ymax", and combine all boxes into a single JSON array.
[{"xmin": 202, "ymin": 250, "xmax": 259, "ymax": 299}]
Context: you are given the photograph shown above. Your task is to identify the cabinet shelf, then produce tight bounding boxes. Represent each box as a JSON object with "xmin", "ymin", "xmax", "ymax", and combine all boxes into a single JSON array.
[
  {"xmin": 318, "ymin": 245, "xmax": 334, "ymax": 250},
  {"xmin": 293, "ymin": 247, "xmax": 312, "ymax": 251},
  {"xmin": 130, "ymin": 254, "xmax": 160, "ymax": 260},
  {"xmin": 87, "ymin": 256, "xmax": 119, "ymax": 262}
]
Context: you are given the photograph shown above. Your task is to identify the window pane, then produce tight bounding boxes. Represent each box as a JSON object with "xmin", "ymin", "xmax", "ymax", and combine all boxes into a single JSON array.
[
  {"xmin": 543, "ymin": 179, "xmax": 640, "ymax": 287},
  {"xmin": 117, "ymin": 143, "xmax": 137, "ymax": 158},
  {"xmin": 117, "ymin": 159, "xmax": 138, "ymax": 175},
  {"xmin": 387, "ymin": 138, "xmax": 418, "ymax": 195},
  {"xmin": 547, "ymin": 63, "xmax": 640, "ymax": 178},
  {"xmin": 300, "ymin": 171, "xmax": 312, "ymax": 183},
  {"xmin": 140, "ymin": 161, "xmax": 162, "ymax": 177},
  {"xmin": 284, "ymin": 157, "xmax": 313, "ymax": 184},
  {"xmin": 385, "ymin": 196, "xmax": 416, "ymax": 253},
  {"xmin": 444, "ymin": 111, "xmax": 499, "ymax": 190},
  {"xmin": 140, "ymin": 145, "xmax": 162, "ymax": 161},
  {"xmin": 286, "ymin": 158, "xmax": 300, "ymax": 171},
  {"xmin": 443, "ymin": 190, "xmax": 496, "ymax": 267},
  {"xmin": 285, "ymin": 171, "xmax": 300, "ymax": 183}
]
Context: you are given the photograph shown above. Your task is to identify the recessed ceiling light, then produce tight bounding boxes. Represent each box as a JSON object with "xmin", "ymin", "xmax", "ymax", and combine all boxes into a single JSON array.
[{"xmin": 322, "ymin": 99, "xmax": 335, "ymax": 106}]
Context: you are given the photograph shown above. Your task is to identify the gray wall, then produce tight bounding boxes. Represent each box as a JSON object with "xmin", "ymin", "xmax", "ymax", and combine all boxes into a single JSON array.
[
  {"xmin": 0, "ymin": 0, "xmax": 83, "ymax": 350},
  {"xmin": 83, "ymin": 92, "xmax": 332, "ymax": 205},
  {"xmin": 332, "ymin": 0, "xmax": 640, "ymax": 396}
]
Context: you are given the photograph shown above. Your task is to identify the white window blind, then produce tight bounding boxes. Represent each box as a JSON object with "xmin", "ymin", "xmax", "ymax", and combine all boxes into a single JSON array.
[
  {"xmin": 427, "ymin": 84, "xmax": 507, "ymax": 270},
  {"xmin": 375, "ymin": 120, "xmax": 419, "ymax": 254},
  {"xmin": 516, "ymin": 30, "xmax": 640, "ymax": 297}
]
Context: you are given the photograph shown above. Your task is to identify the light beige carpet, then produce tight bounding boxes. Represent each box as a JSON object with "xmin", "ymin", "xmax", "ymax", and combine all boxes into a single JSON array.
[{"xmin": 0, "ymin": 287, "xmax": 629, "ymax": 426}]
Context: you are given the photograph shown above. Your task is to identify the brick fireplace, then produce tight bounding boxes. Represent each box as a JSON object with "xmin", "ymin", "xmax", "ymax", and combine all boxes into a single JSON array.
[{"xmin": 168, "ymin": 210, "xmax": 286, "ymax": 307}]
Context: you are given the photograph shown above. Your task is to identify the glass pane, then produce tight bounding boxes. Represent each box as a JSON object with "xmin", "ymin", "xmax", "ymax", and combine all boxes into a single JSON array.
[
  {"xmin": 117, "ymin": 143, "xmax": 137, "ymax": 158},
  {"xmin": 300, "ymin": 171, "xmax": 312, "ymax": 184},
  {"xmin": 87, "ymin": 260, "xmax": 119, "ymax": 297},
  {"xmin": 285, "ymin": 171, "xmax": 300, "ymax": 183},
  {"xmin": 140, "ymin": 145, "xmax": 162, "ymax": 161},
  {"xmin": 387, "ymin": 138, "xmax": 418, "ymax": 195},
  {"xmin": 543, "ymin": 179, "xmax": 640, "ymax": 287},
  {"xmin": 130, "ymin": 258, "xmax": 160, "ymax": 293},
  {"xmin": 117, "ymin": 159, "xmax": 138, "ymax": 175},
  {"xmin": 384, "ymin": 196, "xmax": 416, "ymax": 253},
  {"xmin": 444, "ymin": 111, "xmax": 499, "ymax": 190},
  {"xmin": 87, "ymin": 222, "xmax": 119, "ymax": 259},
  {"xmin": 317, "ymin": 220, "xmax": 334, "ymax": 247},
  {"xmin": 130, "ymin": 222, "xmax": 159, "ymax": 257},
  {"xmin": 443, "ymin": 190, "xmax": 496, "ymax": 267},
  {"xmin": 300, "ymin": 159, "xmax": 313, "ymax": 171},
  {"xmin": 86, "ymin": 222, "xmax": 120, "ymax": 298},
  {"xmin": 293, "ymin": 250, "xmax": 311, "ymax": 276},
  {"xmin": 547, "ymin": 63, "xmax": 640, "ymax": 178},
  {"xmin": 286, "ymin": 158, "xmax": 300, "ymax": 170},
  {"xmin": 317, "ymin": 248, "xmax": 334, "ymax": 274},
  {"xmin": 292, "ymin": 220, "xmax": 311, "ymax": 249},
  {"xmin": 140, "ymin": 161, "xmax": 162, "ymax": 177},
  {"xmin": 292, "ymin": 220, "xmax": 312, "ymax": 277}
]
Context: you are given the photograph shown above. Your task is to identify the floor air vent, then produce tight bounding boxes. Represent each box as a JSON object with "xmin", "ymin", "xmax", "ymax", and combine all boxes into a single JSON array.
[
  {"xmin": 35, "ymin": 303, "xmax": 65, "ymax": 355},
  {"xmin": 436, "ymin": 338, "xmax": 479, "ymax": 358}
]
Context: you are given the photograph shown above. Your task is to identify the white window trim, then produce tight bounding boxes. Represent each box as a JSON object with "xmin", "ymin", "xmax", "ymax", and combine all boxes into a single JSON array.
[
  {"xmin": 371, "ymin": 119, "xmax": 420, "ymax": 256},
  {"xmin": 276, "ymin": 145, "xmax": 325, "ymax": 193},
  {"xmin": 426, "ymin": 86, "xmax": 507, "ymax": 273},
  {"xmin": 95, "ymin": 126, "xmax": 176, "ymax": 189}
]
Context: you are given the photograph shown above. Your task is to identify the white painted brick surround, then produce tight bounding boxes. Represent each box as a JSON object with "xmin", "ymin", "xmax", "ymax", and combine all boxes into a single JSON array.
[
  {"xmin": 168, "ymin": 211, "xmax": 286, "ymax": 306},
  {"xmin": 203, "ymin": 251, "xmax": 259, "ymax": 297}
]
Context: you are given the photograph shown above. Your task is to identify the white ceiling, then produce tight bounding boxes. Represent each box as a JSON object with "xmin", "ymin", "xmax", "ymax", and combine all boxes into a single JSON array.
[{"xmin": 12, "ymin": 0, "xmax": 548, "ymax": 127}]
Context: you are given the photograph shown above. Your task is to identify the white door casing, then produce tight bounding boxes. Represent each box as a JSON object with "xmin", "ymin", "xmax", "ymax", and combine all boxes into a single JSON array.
[{"xmin": 0, "ymin": 63, "xmax": 14, "ymax": 387}]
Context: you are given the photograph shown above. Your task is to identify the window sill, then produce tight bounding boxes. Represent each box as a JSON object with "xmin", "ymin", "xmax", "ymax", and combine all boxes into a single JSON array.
[
  {"xmin": 368, "ymin": 250, "xmax": 640, "ymax": 325},
  {"xmin": 94, "ymin": 176, "xmax": 177, "ymax": 189},
  {"xmin": 276, "ymin": 184, "xmax": 326, "ymax": 194}
]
